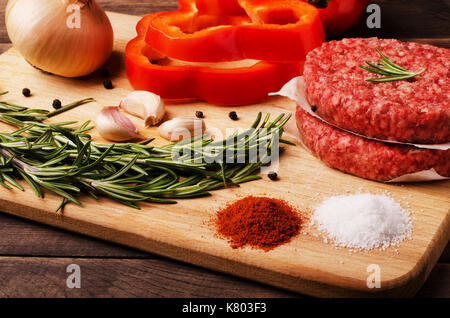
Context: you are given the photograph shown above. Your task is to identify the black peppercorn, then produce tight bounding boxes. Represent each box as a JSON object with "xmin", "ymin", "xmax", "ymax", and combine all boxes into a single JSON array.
[
  {"xmin": 103, "ymin": 79, "xmax": 113, "ymax": 89},
  {"xmin": 195, "ymin": 111, "xmax": 204, "ymax": 118},
  {"xmin": 150, "ymin": 60, "xmax": 157, "ymax": 65},
  {"xmin": 52, "ymin": 99, "xmax": 62, "ymax": 109},
  {"xmin": 229, "ymin": 111, "xmax": 238, "ymax": 121},
  {"xmin": 22, "ymin": 88, "xmax": 31, "ymax": 97},
  {"xmin": 100, "ymin": 69, "xmax": 110, "ymax": 78},
  {"xmin": 268, "ymin": 171, "xmax": 278, "ymax": 181},
  {"xmin": 311, "ymin": 105, "xmax": 317, "ymax": 112}
]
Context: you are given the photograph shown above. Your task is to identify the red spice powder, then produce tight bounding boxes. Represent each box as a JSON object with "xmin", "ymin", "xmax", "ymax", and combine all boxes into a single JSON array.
[{"xmin": 214, "ymin": 196, "xmax": 304, "ymax": 251}]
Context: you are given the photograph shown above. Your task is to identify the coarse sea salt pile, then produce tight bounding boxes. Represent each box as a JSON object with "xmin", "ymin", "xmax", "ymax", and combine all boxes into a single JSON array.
[{"xmin": 310, "ymin": 193, "xmax": 412, "ymax": 251}]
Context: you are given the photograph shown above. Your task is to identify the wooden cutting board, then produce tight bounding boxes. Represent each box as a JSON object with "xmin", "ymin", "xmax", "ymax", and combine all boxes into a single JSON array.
[{"xmin": 0, "ymin": 12, "xmax": 448, "ymax": 298}]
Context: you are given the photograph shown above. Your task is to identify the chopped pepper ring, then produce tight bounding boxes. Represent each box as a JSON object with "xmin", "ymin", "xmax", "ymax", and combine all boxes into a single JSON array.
[
  {"xmin": 195, "ymin": 0, "xmax": 370, "ymax": 36},
  {"xmin": 194, "ymin": 0, "xmax": 246, "ymax": 16},
  {"xmin": 145, "ymin": 0, "xmax": 324, "ymax": 62},
  {"xmin": 126, "ymin": 14, "xmax": 303, "ymax": 105},
  {"xmin": 309, "ymin": 0, "xmax": 370, "ymax": 36}
]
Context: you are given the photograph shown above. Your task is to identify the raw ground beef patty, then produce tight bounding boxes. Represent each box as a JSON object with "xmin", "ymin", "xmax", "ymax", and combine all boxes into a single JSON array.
[
  {"xmin": 295, "ymin": 107, "xmax": 450, "ymax": 181},
  {"xmin": 303, "ymin": 38, "xmax": 450, "ymax": 144}
]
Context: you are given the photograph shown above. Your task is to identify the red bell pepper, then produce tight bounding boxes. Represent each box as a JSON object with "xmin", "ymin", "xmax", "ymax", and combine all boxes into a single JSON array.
[
  {"xmin": 125, "ymin": 14, "xmax": 303, "ymax": 105},
  {"xmin": 306, "ymin": 0, "xmax": 370, "ymax": 36},
  {"xmin": 194, "ymin": 0, "xmax": 369, "ymax": 36},
  {"xmin": 194, "ymin": 0, "xmax": 246, "ymax": 15},
  {"xmin": 145, "ymin": 0, "xmax": 324, "ymax": 62}
]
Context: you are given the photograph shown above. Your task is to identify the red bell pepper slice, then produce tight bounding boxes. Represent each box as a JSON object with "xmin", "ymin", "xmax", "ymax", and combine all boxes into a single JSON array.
[
  {"xmin": 126, "ymin": 14, "xmax": 303, "ymax": 106},
  {"xmin": 194, "ymin": 0, "xmax": 246, "ymax": 15},
  {"xmin": 145, "ymin": 0, "xmax": 324, "ymax": 62},
  {"xmin": 307, "ymin": 0, "xmax": 370, "ymax": 36},
  {"xmin": 194, "ymin": 0, "xmax": 369, "ymax": 36}
]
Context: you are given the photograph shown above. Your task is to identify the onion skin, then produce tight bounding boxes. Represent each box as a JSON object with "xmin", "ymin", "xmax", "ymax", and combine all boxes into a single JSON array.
[{"xmin": 6, "ymin": 0, "xmax": 114, "ymax": 78}]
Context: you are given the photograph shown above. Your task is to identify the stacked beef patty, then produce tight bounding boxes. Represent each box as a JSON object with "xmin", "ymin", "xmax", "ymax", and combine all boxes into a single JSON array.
[{"xmin": 296, "ymin": 38, "xmax": 449, "ymax": 181}]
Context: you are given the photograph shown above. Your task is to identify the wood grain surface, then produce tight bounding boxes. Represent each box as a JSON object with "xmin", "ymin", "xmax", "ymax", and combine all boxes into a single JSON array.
[{"xmin": 0, "ymin": 0, "xmax": 449, "ymax": 298}]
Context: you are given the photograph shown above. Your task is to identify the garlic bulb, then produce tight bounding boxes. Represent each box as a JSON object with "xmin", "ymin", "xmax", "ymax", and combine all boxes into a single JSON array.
[
  {"xmin": 6, "ymin": 0, "xmax": 113, "ymax": 77},
  {"xmin": 96, "ymin": 107, "xmax": 141, "ymax": 142},
  {"xmin": 158, "ymin": 117, "xmax": 206, "ymax": 142},
  {"xmin": 119, "ymin": 91, "xmax": 165, "ymax": 127}
]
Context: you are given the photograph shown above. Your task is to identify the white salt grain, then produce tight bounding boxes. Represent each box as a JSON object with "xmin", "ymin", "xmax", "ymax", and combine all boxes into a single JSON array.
[{"xmin": 310, "ymin": 193, "xmax": 412, "ymax": 251}]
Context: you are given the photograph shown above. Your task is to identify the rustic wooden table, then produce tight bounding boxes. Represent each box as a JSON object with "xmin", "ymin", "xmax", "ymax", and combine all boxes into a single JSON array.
[{"xmin": 0, "ymin": 0, "xmax": 448, "ymax": 298}]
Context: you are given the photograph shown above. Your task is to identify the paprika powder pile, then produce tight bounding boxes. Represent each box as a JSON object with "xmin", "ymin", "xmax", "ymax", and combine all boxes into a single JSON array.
[{"xmin": 214, "ymin": 196, "xmax": 304, "ymax": 251}]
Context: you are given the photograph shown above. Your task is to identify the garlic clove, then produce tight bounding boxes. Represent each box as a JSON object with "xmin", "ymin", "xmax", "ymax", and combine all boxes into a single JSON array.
[
  {"xmin": 119, "ymin": 91, "xmax": 165, "ymax": 127},
  {"xmin": 158, "ymin": 117, "xmax": 206, "ymax": 142},
  {"xmin": 96, "ymin": 106, "xmax": 141, "ymax": 142}
]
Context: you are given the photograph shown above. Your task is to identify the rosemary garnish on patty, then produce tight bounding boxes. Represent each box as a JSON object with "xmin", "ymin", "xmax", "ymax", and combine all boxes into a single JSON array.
[
  {"xmin": 0, "ymin": 94, "xmax": 292, "ymax": 212},
  {"xmin": 359, "ymin": 48, "xmax": 426, "ymax": 83}
]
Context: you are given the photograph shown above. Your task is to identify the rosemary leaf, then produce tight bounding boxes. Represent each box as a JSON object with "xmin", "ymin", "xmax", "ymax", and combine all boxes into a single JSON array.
[
  {"xmin": 0, "ymin": 96, "xmax": 293, "ymax": 211},
  {"xmin": 46, "ymin": 98, "xmax": 95, "ymax": 118},
  {"xmin": 361, "ymin": 48, "xmax": 426, "ymax": 82}
]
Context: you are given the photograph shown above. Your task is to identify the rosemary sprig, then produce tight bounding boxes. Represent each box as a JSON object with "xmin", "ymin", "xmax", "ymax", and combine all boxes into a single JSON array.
[
  {"xmin": 0, "ymin": 92, "xmax": 293, "ymax": 212},
  {"xmin": 359, "ymin": 48, "xmax": 426, "ymax": 83},
  {"xmin": 47, "ymin": 98, "xmax": 95, "ymax": 118},
  {"xmin": 0, "ymin": 98, "xmax": 94, "ymax": 128}
]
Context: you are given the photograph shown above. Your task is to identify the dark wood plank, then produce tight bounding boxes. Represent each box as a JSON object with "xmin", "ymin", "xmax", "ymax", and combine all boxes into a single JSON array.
[
  {"xmin": 440, "ymin": 242, "xmax": 450, "ymax": 263},
  {"xmin": 0, "ymin": 0, "xmax": 8, "ymax": 43},
  {"xmin": 0, "ymin": 213, "xmax": 149, "ymax": 258},
  {"xmin": 338, "ymin": 0, "xmax": 450, "ymax": 39},
  {"xmin": 0, "ymin": 43, "xmax": 10, "ymax": 54},
  {"xmin": 0, "ymin": 257, "xmax": 298, "ymax": 298},
  {"xmin": 0, "ymin": 256, "xmax": 448, "ymax": 298},
  {"xmin": 96, "ymin": 0, "xmax": 178, "ymax": 14},
  {"xmin": 415, "ymin": 264, "xmax": 450, "ymax": 298}
]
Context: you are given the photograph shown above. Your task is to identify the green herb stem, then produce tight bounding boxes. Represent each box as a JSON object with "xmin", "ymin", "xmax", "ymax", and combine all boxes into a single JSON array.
[
  {"xmin": 360, "ymin": 47, "xmax": 426, "ymax": 83},
  {"xmin": 46, "ymin": 98, "xmax": 95, "ymax": 118},
  {"xmin": 0, "ymin": 96, "xmax": 293, "ymax": 211}
]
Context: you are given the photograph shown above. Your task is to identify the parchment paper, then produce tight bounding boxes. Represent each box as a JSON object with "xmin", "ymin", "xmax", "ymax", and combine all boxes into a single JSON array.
[{"xmin": 270, "ymin": 77, "xmax": 449, "ymax": 182}]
